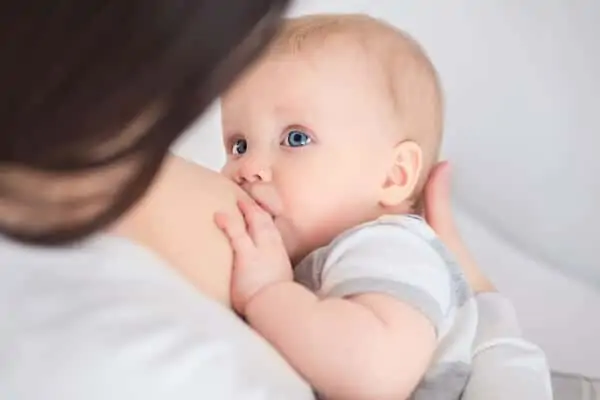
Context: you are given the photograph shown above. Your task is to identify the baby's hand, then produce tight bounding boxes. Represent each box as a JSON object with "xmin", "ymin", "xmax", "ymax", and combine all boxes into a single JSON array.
[{"xmin": 215, "ymin": 199, "xmax": 293, "ymax": 315}]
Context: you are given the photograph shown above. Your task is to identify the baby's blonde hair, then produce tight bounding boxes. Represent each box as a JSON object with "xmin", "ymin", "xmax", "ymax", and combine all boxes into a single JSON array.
[{"xmin": 268, "ymin": 14, "xmax": 444, "ymax": 208}]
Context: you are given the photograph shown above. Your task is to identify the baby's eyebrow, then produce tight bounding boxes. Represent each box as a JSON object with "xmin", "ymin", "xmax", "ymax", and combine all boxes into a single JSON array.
[
  {"xmin": 273, "ymin": 104, "xmax": 293, "ymax": 116},
  {"xmin": 274, "ymin": 106, "xmax": 315, "ymax": 127}
]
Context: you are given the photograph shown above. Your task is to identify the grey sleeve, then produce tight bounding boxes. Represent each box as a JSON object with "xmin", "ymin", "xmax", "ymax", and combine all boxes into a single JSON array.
[
  {"xmin": 327, "ymin": 277, "xmax": 445, "ymax": 334},
  {"xmin": 318, "ymin": 223, "xmax": 455, "ymax": 334}
]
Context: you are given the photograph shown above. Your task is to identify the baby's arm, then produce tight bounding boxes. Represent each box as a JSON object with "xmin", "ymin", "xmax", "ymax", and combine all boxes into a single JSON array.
[
  {"xmin": 245, "ymin": 282, "xmax": 436, "ymax": 400},
  {"xmin": 216, "ymin": 202, "xmax": 442, "ymax": 400}
]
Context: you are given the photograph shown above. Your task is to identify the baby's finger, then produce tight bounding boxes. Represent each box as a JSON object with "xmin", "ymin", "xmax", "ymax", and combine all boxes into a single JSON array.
[
  {"xmin": 238, "ymin": 200, "xmax": 281, "ymax": 246},
  {"xmin": 214, "ymin": 212, "xmax": 256, "ymax": 256}
]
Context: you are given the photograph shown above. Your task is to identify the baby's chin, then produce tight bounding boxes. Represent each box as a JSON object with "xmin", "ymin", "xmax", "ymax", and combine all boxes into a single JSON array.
[
  {"xmin": 273, "ymin": 219, "xmax": 302, "ymax": 264},
  {"xmin": 270, "ymin": 218, "xmax": 308, "ymax": 265}
]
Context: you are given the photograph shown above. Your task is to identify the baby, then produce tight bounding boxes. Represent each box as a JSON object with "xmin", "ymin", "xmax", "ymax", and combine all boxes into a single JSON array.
[{"xmin": 216, "ymin": 14, "xmax": 476, "ymax": 400}]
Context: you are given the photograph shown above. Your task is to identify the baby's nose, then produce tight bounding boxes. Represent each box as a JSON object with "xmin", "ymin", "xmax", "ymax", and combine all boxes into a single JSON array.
[{"xmin": 238, "ymin": 157, "xmax": 272, "ymax": 183}]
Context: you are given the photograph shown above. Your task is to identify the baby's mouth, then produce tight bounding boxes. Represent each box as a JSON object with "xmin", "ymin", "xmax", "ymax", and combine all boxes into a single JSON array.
[
  {"xmin": 254, "ymin": 197, "xmax": 277, "ymax": 220},
  {"xmin": 241, "ymin": 183, "xmax": 283, "ymax": 219}
]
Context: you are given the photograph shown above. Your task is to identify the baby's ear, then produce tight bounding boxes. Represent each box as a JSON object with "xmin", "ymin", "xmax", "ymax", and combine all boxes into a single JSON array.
[{"xmin": 379, "ymin": 140, "xmax": 423, "ymax": 208}]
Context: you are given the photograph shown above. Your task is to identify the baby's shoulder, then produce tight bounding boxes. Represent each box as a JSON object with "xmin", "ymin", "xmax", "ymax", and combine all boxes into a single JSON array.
[
  {"xmin": 299, "ymin": 214, "xmax": 439, "ymax": 267},
  {"xmin": 336, "ymin": 214, "xmax": 436, "ymax": 243},
  {"xmin": 294, "ymin": 215, "xmax": 450, "ymax": 290}
]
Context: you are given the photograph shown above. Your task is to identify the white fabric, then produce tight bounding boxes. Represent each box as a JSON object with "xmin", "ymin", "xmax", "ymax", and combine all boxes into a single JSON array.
[
  {"xmin": 0, "ymin": 235, "xmax": 313, "ymax": 400},
  {"xmin": 463, "ymin": 293, "xmax": 553, "ymax": 400}
]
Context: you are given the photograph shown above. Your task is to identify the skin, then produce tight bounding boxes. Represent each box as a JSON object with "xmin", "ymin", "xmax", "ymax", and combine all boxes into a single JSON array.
[
  {"xmin": 221, "ymin": 40, "xmax": 423, "ymax": 264},
  {"xmin": 111, "ymin": 157, "xmax": 493, "ymax": 308},
  {"xmin": 218, "ymin": 41, "xmax": 437, "ymax": 400},
  {"xmin": 111, "ymin": 154, "xmax": 251, "ymax": 306},
  {"xmin": 423, "ymin": 162, "xmax": 496, "ymax": 293}
]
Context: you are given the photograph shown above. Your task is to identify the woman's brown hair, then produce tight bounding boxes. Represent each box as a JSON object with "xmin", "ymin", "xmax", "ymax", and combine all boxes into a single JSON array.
[{"xmin": 0, "ymin": 0, "xmax": 290, "ymax": 245}]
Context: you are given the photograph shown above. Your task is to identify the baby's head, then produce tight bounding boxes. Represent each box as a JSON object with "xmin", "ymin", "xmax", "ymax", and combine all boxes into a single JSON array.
[{"xmin": 222, "ymin": 14, "xmax": 443, "ymax": 262}]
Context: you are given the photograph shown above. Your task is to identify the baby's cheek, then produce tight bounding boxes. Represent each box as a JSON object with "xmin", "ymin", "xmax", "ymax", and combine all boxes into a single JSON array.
[
  {"xmin": 278, "ymin": 208, "xmax": 331, "ymax": 261},
  {"xmin": 278, "ymin": 181, "xmax": 357, "ymax": 254},
  {"xmin": 220, "ymin": 162, "xmax": 236, "ymax": 180}
]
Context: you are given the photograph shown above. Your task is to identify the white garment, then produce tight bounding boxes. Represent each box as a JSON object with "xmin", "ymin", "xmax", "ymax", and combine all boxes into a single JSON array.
[
  {"xmin": 0, "ymin": 233, "xmax": 551, "ymax": 399},
  {"xmin": 0, "ymin": 235, "xmax": 313, "ymax": 400},
  {"xmin": 465, "ymin": 293, "xmax": 553, "ymax": 400}
]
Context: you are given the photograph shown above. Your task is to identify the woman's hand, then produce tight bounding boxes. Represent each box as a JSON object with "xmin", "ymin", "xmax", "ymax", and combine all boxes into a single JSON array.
[{"xmin": 423, "ymin": 161, "xmax": 496, "ymax": 293}]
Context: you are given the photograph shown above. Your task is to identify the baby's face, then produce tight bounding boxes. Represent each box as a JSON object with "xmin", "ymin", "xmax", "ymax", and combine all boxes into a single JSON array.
[{"xmin": 222, "ymin": 43, "xmax": 399, "ymax": 262}]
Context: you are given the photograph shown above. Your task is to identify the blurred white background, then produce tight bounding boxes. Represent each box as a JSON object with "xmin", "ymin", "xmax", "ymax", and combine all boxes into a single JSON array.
[{"xmin": 173, "ymin": 0, "xmax": 600, "ymax": 377}]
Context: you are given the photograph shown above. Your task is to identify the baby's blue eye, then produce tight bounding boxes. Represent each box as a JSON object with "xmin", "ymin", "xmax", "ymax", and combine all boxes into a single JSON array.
[
  {"xmin": 282, "ymin": 130, "xmax": 312, "ymax": 148},
  {"xmin": 231, "ymin": 138, "xmax": 248, "ymax": 155}
]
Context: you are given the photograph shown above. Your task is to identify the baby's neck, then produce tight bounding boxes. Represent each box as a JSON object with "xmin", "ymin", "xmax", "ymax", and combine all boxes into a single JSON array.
[
  {"xmin": 290, "ymin": 201, "xmax": 417, "ymax": 266},
  {"xmin": 381, "ymin": 202, "xmax": 416, "ymax": 217}
]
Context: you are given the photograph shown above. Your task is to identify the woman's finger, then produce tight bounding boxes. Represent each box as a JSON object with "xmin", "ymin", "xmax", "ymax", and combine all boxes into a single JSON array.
[
  {"xmin": 214, "ymin": 211, "xmax": 256, "ymax": 256},
  {"xmin": 423, "ymin": 162, "xmax": 496, "ymax": 293},
  {"xmin": 423, "ymin": 161, "xmax": 457, "ymax": 241}
]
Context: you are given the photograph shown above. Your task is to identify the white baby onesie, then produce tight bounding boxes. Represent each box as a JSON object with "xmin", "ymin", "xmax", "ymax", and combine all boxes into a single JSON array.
[{"xmin": 294, "ymin": 214, "xmax": 478, "ymax": 399}]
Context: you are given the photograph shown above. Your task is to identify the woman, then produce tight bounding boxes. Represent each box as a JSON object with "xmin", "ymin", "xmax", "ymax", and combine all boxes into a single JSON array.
[{"xmin": 0, "ymin": 2, "xmax": 551, "ymax": 399}]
